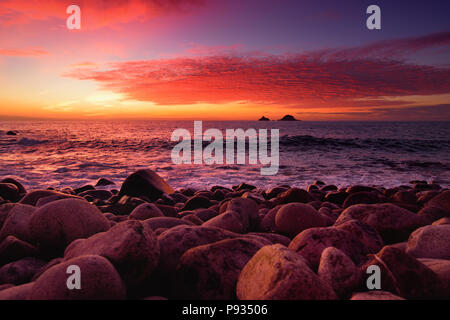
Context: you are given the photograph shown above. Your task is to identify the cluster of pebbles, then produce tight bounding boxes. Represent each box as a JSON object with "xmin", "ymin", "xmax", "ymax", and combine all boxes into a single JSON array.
[{"xmin": 0, "ymin": 169, "xmax": 449, "ymax": 300}]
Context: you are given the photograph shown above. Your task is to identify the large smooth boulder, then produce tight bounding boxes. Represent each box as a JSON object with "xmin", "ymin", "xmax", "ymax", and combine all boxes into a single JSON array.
[
  {"xmin": 175, "ymin": 238, "xmax": 266, "ymax": 299},
  {"xmin": 237, "ymin": 244, "xmax": 337, "ymax": 300},
  {"xmin": 275, "ymin": 203, "xmax": 327, "ymax": 237},
  {"xmin": 334, "ymin": 219, "xmax": 383, "ymax": 254},
  {"xmin": 361, "ymin": 246, "xmax": 443, "ymax": 299},
  {"xmin": 20, "ymin": 190, "xmax": 77, "ymax": 206},
  {"xmin": 29, "ymin": 255, "xmax": 126, "ymax": 300},
  {"xmin": 157, "ymin": 225, "xmax": 238, "ymax": 274},
  {"xmin": 129, "ymin": 203, "xmax": 164, "ymax": 220},
  {"xmin": 64, "ymin": 220, "xmax": 159, "ymax": 287},
  {"xmin": 28, "ymin": 198, "xmax": 110, "ymax": 253},
  {"xmin": 335, "ymin": 203, "xmax": 424, "ymax": 243},
  {"xmin": 0, "ymin": 204, "xmax": 35, "ymax": 242},
  {"xmin": 406, "ymin": 225, "xmax": 450, "ymax": 260},
  {"xmin": 275, "ymin": 188, "xmax": 312, "ymax": 205},
  {"xmin": 202, "ymin": 210, "xmax": 245, "ymax": 233},
  {"xmin": 288, "ymin": 226, "xmax": 368, "ymax": 269},
  {"xmin": 318, "ymin": 247, "xmax": 361, "ymax": 298},
  {"xmin": 119, "ymin": 169, "xmax": 174, "ymax": 201}
]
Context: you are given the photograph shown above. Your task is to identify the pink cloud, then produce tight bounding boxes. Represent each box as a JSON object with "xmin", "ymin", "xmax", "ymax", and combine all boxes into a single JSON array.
[
  {"xmin": 0, "ymin": 47, "xmax": 50, "ymax": 56},
  {"xmin": 0, "ymin": 0, "xmax": 204, "ymax": 29},
  {"xmin": 65, "ymin": 32, "xmax": 450, "ymax": 106}
]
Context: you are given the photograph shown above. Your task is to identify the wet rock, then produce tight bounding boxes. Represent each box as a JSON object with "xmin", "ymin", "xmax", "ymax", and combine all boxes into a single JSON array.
[
  {"xmin": 0, "ymin": 183, "xmax": 20, "ymax": 202},
  {"xmin": 95, "ymin": 178, "xmax": 115, "ymax": 187},
  {"xmin": 237, "ymin": 244, "xmax": 337, "ymax": 300},
  {"xmin": 119, "ymin": 169, "xmax": 174, "ymax": 201},
  {"xmin": 1, "ymin": 178, "xmax": 26, "ymax": 195},
  {"xmin": 265, "ymin": 186, "xmax": 289, "ymax": 199},
  {"xmin": 361, "ymin": 246, "xmax": 442, "ymax": 299},
  {"xmin": 350, "ymin": 291, "xmax": 405, "ymax": 300},
  {"xmin": 129, "ymin": 203, "xmax": 164, "ymax": 220},
  {"xmin": 35, "ymin": 193, "xmax": 83, "ymax": 207},
  {"xmin": 194, "ymin": 208, "xmax": 218, "ymax": 222},
  {"xmin": 0, "ymin": 257, "xmax": 47, "ymax": 285},
  {"xmin": 418, "ymin": 205, "xmax": 449, "ymax": 223},
  {"xmin": 29, "ymin": 255, "xmax": 126, "ymax": 300},
  {"xmin": 155, "ymin": 204, "xmax": 178, "ymax": 217},
  {"xmin": 19, "ymin": 190, "xmax": 68, "ymax": 206},
  {"xmin": 346, "ymin": 185, "xmax": 378, "ymax": 194},
  {"xmin": 275, "ymin": 203, "xmax": 327, "ymax": 238},
  {"xmin": 406, "ymin": 225, "xmax": 450, "ymax": 260},
  {"xmin": 181, "ymin": 214, "xmax": 203, "ymax": 225},
  {"xmin": 0, "ymin": 204, "xmax": 36, "ymax": 242},
  {"xmin": 175, "ymin": 238, "xmax": 266, "ymax": 299},
  {"xmin": 6, "ymin": 130, "xmax": 17, "ymax": 136},
  {"xmin": 64, "ymin": 220, "xmax": 159, "ymax": 287},
  {"xmin": 233, "ymin": 183, "xmax": 256, "ymax": 191},
  {"xmin": 318, "ymin": 247, "xmax": 361, "ymax": 298},
  {"xmin": 28, "ymin": 198, "xmax": 110, "ymax": 253},
  {"xmin": 73, "ymin": 184, "xmax": 95, "ymax": 194},
  {"xmin": 335, "ymin": 203, "xmax": 424, "ymax": 243}
]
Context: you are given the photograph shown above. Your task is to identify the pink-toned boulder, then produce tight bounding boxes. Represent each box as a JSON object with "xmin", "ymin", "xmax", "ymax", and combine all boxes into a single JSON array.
[
  {"xmin": 0, "ymin": 282, "xmax": 34, "ymax": 300},
  {"xmin": 361, "ymin": 246, "xmax": 443, "ymax": 299},
  {"xmin": 426, "ymin": 190, "xmax": 450, "ymax": 214},
  {"xmin": 335, "ymin": 203, "xmax": 424, "ymax": 243},
  {"xmin": 29, "ymin": 255, "xmax": 126, "ymax": 300},
  {"xmin": 28, "ymin": 198, "xmax": 110, "ymax": 252},
  {"xmin": 406, "ymin": 224, "xmax": 450, "ymax": 260},
  {"xmin": 0, "ymin": 235, "xmax": 37, "ymax": 264},
  {"xmin": 318, "ymin": 247, "xmax": 361, "ymax": 298},
  {"xmin": 334, "ymin": 219, "xmax": 383, "ymax": 254},
  {"xmin": 157, "ymin": 225, "xmax": 238, "ymax": 274},
  {"xmin": 129, "ymin": 203, "xmax": 164, "ymax": 220},
  {"xmin": 418, "ymin": 258, "xmax": 450, "ymax": 298},
  {"xmin": 237, "ymin": 244, "xmax": 337, "ymax": 300},
  {"xmin": 202, "ymin": 210, "xmax": 245, "ymax": 233},
  {"xmin": 275, "ymin": 203, "xmax": 328, "ymax": 237},
  {"xmin": 0, "ymin": 204, "xmax": 35, "ymax": 242},
  {"xmin": 64, "ymin": 220, "xmax": 159, "ymax": 287},
  {"xmin": 350, "ymin": 291, "xmax": 405, "ymax": 300},
  {"xmin": 288, "ymin": 226, "xmax": 368, "ymax": 269},
  {"xmin": 19, "ymin": 190, "xmax": 75, "ymax": 206},
  {"xmin": 175, "ymin": 238, "xmax": 266, "ymax": 299},
  {"xmin": 0, "ymin": 257, "xmax": 47, "ymax": 285},
  {"xmin": 119, "ymin": 169, "xmax": 174, "ymax": 201},
  {"xmin": 433, "ymin": 217, "xmax": 450, "ymax": 225}
]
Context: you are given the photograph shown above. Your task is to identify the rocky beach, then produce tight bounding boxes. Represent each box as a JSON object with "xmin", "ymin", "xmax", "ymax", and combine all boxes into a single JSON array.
[{"xmin": 0, "ymin": 168, "xmax": 449, "ymax": 300}]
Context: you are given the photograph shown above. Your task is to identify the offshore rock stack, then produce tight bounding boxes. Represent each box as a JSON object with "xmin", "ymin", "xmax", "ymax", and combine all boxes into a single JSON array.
[{"xmin": 0, "ymin": 170, "xmax": 449, "ymax": 300}]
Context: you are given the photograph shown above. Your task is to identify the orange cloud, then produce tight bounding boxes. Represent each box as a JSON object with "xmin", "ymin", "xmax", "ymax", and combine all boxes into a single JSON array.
[{"xmin": 65, "ymin": 32, "xmax": 450, "ymax": 107}]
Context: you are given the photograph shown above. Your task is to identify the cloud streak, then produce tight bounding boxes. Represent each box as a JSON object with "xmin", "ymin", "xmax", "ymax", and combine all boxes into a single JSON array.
[
  {"xmin": 0, "ymin": 0, "xmax": 204, "ymax": 29},
  {"xmin": 65, "ymin": 32, "xmax": 450, "ymax": 107},
  {"xmin": 0, "ymin": 47, "xmax": 50, "ymax": 56}
]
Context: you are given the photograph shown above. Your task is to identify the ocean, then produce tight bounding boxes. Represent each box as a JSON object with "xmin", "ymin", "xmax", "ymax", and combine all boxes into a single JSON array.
[{"xmin": 1, "ymin": 120, "xmax": 449, "ymax": 190}]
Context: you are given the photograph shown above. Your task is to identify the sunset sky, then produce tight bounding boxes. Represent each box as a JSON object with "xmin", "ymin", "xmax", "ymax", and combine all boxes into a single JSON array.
[{"xmin": 0, "ymin": 0, "xmax": 449, "ymax": 120}]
